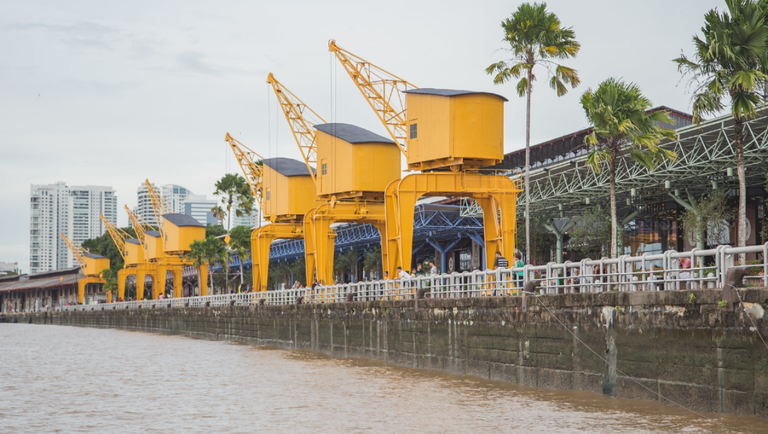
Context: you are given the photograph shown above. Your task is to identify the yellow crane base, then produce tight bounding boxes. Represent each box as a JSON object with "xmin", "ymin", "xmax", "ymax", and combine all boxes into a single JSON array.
[
  {"xmin": 384, "ymin": 171, "xmax": 522, "ymax": 277},
  {"xmin": 253, "ymin": 222, "xmax": 304, "ymax": 291},
  {"xmin": 304, "ymin": 202, "xmax": 388, "ymax": 286}
]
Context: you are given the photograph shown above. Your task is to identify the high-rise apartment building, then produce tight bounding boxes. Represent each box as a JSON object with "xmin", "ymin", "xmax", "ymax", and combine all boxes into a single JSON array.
[
  {"xmin": 184, "ymin": 194, "xmax": 218, "ymax": 225},
  {"xmin": 135, "ymin": 183, "xmax": 192, "ymax": 227},
  {"xmin": 29, "ymin": 182, "xmax": 117, "ymax": 274}
]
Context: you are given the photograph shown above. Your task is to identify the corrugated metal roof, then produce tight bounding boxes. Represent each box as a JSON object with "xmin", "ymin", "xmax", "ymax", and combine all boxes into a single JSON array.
[
  {"xmin": 314, "ymin": 123, "xmax": 396, "ymax": 145},
  {"xmin": 145, "ymin": 230, "xmax": 161, "ymax": 237},
  {"xmin": 0, "ymin": 267, "xmax": 81, "ymax": 292},
  {"xmin": 126, "ymin": 239, "xmax": 141, "ymax": 245},
  {"xmin": 83, "ymin": 253, "xmax": 106, "ymax": 259},
  {"xmin": 403, "ymin": 88, "xmax": 508, "ymax": 101},
  {"xmin": 163, "ymin": 213, "xmax": 205, "ymax": 228},
  {"xmin": 263, "ymin": 157, "xmax": 315, "ymax": 177}
]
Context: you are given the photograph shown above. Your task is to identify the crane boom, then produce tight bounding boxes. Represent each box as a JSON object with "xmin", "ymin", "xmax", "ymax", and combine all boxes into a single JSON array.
[
  {"xmin": 225, "ymin": 133, "xmax": 265, "ymax": 208},
  {"xmin": 60, "ymin": 234, "xmax": 89, "ymax": 271},
  {"xmin": 266, "ymin": 73, "xmax": 325, "ymax": 186},
  {"xmin": 125, "ymin": 205, "xmax": 150, "ymax": 244},
  {"xmin": 328, "ymin": 40, "xmax": 416, "ymax": 156},
  {"xmin": 100, "ymin": 215, "xmax": 130, "ymax": 261},
  {"xmin": 144, "ymin": 180, "xmax": 171, "ymax": 234}
]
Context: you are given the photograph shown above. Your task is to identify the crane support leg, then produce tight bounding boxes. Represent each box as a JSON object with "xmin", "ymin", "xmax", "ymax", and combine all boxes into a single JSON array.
[
  {"xmin": 384, "ymin": 172, "xmax": 521, "ymax": 277},
  {"xmin": 154, "ymin": 263, "xmax": 167, "ymax": 300},
  {"xmin": 77, "ymin": 276, "xmax": 104, "ymax": 304},
  {"xmin": 303, "ymin": 209, "xmax": 318, "ymax": 286},
  {"xmin": 117, "ymin": 268, "xmax": 132, "ymax": 301},
  {"xmin": 198, "ymin": 266, "xmax": 209, "ymax": 296},
  {"xmin": 253, "ymin": 223, "xmax": 303, "ymax": 291},
  {"xmin": 307, "ymin": 202, "xmax": 387, "ymax": 285},
  {"xmin": 172, "ymin": 268, "xmax": 183, "ymax": 298}
]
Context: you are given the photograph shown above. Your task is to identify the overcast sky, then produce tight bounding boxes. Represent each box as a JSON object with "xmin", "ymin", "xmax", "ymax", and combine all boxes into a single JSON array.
[{"xmin": 0, "ymin": 0, "xmax": 724, "ymax": 272}]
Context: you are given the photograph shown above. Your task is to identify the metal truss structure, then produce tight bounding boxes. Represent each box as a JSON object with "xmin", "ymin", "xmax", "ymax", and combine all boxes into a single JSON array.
[
  {"xmin": 524, "ymin": 110, "xmax": 768, "ymax": 213},
  {"xmin": 215, "ymin": 204, "xmax": 485, "ymax": 269}
]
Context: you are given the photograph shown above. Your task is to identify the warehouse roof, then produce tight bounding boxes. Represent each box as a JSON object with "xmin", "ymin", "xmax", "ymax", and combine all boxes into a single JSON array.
[
  {"xmin": 314, "ymin": 123, "xmax": 396, "ymax": 145},
  {"xmin": 403, "ymin": 88, "xmax": 508, "ymax": 101},
  {"xmin": 263, "ymin": 157, "xmax": 315, "ymax": 177},
  {"xmin": 163, "ymin": 213, "xmax": 205, "ymax": 228},
  {"xmin": 0, "ymin": 267, "xmax": 81, "ymax": 292}
]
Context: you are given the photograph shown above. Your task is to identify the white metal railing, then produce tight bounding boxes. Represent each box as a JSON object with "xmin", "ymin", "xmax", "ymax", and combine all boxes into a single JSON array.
[{"xmin": 55, "ymin": 243, "xmax": 768, "ymax": 312}]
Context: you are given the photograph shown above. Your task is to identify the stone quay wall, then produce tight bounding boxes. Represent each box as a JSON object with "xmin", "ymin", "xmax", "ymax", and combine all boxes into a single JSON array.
[{"xmin": 11, "ymin": 288, "xmax": 768, "ymax": 418}]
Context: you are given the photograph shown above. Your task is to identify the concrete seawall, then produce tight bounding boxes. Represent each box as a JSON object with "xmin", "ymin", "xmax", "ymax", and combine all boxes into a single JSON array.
[{"xmin": 12, "ymin": 289, "xmax": 768, "ymax": 418}]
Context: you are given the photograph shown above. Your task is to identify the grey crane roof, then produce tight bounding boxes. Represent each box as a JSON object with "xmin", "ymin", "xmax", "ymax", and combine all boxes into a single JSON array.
[
  {"xmin": 263, "ymin": 157, "xmax": 315, "ymax": 177},
  {"xmin": 314, "ymin": 123, "xmax": 396, "ymax": 145},
  {"xmin": 83, "ymin": 253, "xmax": 107, "ymax": 259},
  {"xmin": 403, "ymin": 88, "xmax": 508, "ymax": 101},
  {"xmin": 145, "ymin": 230, "xmax": 161, "ymax": 237},
  {"xmin": 126, "ymin": 239, "xmax": 141, "ymax": 245},
  {"xmin": 163, "ymin": 213, "xmax": 205, "ymax": 228}
]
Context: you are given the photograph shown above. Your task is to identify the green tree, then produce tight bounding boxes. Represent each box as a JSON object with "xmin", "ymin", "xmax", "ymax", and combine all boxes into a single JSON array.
[
  {"xmin": 674, "ymin": 0, "xmax": 768, "ymax": 262},
  {"xmin": 287, "ymin": 257, "xmax": 306, "ymax": 287},
  {"xmin": 100, "ymin": 268, "xmax": 118, "ymax": 300},
  {"xmin": 204, "ymin": 236, "xmax": 226, "ymax": 294},
  {"xmin": 486, "ymin": 1, "xmax": 581, "ymax": 264},
  {"xmin": 212, "ymin": 173, "xmax": 255, "ymax": 291},
  {"xmin": 185, "ymin": 239, "xmax": 209, "ymax": 296},
  {"xmin": 362, "ymin": 247, "xmax": 382, "ymax": 279},
  {"xmin": 205, "ymin": 224, "xmax": 227, "ymax": 238},
  {"xmin": 568, "ymin": 205, "xmax": 611, "ymax": 258},
  {"xmin": 229, "ymin": 225, "xmax": 252, "ymax": 288},
  {"xmin": 581, "ymin": 78, "xmax": 677, "ymax": 258},
  {"xmin": 334, "ymin": 249, "xmax": 362, "ymax": 283},
  {"xmin": 672, "ymin": 189, "xmax": 733, "ymax": 250}
]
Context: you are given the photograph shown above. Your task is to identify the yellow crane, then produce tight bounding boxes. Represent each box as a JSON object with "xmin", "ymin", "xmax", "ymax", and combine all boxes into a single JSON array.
[
  {"xmin": 125, "ymin": 206, "xmax": 158, "ymax": 300},
  {"xmin": 60, "ymin": 234, "xmax": 109, "ymax": 304},
  {"xmin": 101, "ymin": 214, "xmax": 145, "ymax": 302},
  {"xmin": 330, "ymin": 40, "xmax": 522, "ymax": 276},
  {"xmin": 224, "ymin": 133, "xmax": 316, "ymax": 291},
  {"xmin": 267, "ymin": 73, "xmax": 400, "ymax": 285},
  {"xmin": 142, "ymin": 180, "xmax": 206, "ymax": 299}
]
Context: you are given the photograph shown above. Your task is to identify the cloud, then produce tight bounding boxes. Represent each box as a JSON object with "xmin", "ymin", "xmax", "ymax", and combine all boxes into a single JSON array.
[
  {"xmin": 6, "ymin": 21, "xmax": 118, "ymax": 50},
  {"xmin": 175, "ymin": 50, "xmax": 220, "ymax": 75},
  {"xmin": 64, "ymin": 79, "xmax": 139, "ymax": 93}
]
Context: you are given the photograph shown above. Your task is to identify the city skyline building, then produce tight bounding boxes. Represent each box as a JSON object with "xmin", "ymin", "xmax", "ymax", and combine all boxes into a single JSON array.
[
  {"xmin": 0, "ymin": 261, "xmax": 19, "ymax": 275},
  {"xmin": 29, "ymin": 182, "xmax": 117, "ymax": 274},
  {"xmin": 184, "ymin": 194, "xmax": 218, "ymax": 225}
]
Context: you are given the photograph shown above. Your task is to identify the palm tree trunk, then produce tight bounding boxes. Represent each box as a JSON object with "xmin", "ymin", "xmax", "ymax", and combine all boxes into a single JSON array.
[
  {"xmin": 208, "ymin": 263, "xmax": 215, "ymax": 295},
  {"xmin": 735, "ymin": 116, "xmax": 747, "ymax": 265},
  {"xmin": 524, "ymin": 69, "xmax": 532, "ymax": 265},
  {"xmin": 609, "ymin": 153, "xmax": 618, "ymax": 259}
]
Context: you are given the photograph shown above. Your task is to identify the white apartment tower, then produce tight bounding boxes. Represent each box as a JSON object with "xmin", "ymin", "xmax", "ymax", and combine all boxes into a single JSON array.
[
  {"xmin": 135, "ymin": 183, "xmax": 192, "ymax": 227},
  {"xmin": 29, "ymin": 182, "xmax": 117, "ymax": 274}
]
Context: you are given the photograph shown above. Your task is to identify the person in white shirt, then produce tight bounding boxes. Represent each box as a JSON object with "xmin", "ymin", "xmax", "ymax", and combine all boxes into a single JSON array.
[
  {"xmin": 429, "ymin": 260, "xmax": 438, "ymax": 276},
  {"xmin": 396, "ymin": 266, "xmax": 410, "ymax": 279}
]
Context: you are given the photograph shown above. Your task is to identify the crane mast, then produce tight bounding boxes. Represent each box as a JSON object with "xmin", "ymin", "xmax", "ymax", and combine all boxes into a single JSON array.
[
  {"xmin": 225, "ymin": 133, "xmax": 265, "ymax": 208},
  {"xmin": 328, "ymin": 40, "xmax": 416, "ymax": 156},
  {"xmin": 125, "ymin": 205, "xmax": 150, "ymax": 244},
  {"xmin": 100, "ymin": 215, "xmax": 129, "ymax": 261},
  {"xmin": 266, "ymin": 73, "xmax": 325, "ymax": 186},
  {"xmin": 144, "ymin": 180, "xmax": 171, "ymax": 234},
  {"xmin": 60, "ymin": 234, "xmax": 90, "ymax": 272}
]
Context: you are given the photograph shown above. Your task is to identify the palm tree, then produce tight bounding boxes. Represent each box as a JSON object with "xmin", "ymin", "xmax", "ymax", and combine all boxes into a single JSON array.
[
  {"xmin": 185, "ymin": 239, "xmax": 208, "ymax": 296},
  {"xmin": 486, "ymin": 2, "xmax": 581, "ymax": 264},
  {"xmin": 674, "ymin": 0, "xmax": 768, "ymax": 262},
  {"xmin": 581, "ymin": 78, "xmax": 677, "ymax": 259},
  {"xmin": 229, "ymin": 225, "xmax": 252, "ymax": 289},
  {"xmin": 212, "ymin": 173, "xmax": 255, "ymax": 292},
  {"xmin": 204, "ymin": 236, "xmax": 226, "ymax": 294}
]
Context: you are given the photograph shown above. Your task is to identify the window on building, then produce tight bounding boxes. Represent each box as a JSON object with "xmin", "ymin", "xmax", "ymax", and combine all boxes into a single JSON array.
[
  {"xmin": 322, "ymin": 163, "xmax": 327, "ymax": 176},
  {"xmin": 410, "ymin": 123, "xmax": 417, "ymax": 139}
]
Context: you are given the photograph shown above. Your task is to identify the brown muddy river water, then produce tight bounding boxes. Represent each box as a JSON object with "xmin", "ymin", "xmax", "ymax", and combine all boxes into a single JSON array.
[{"xmin": 0, "ymin": 324, "xmax": 765, "ymax": 433}]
